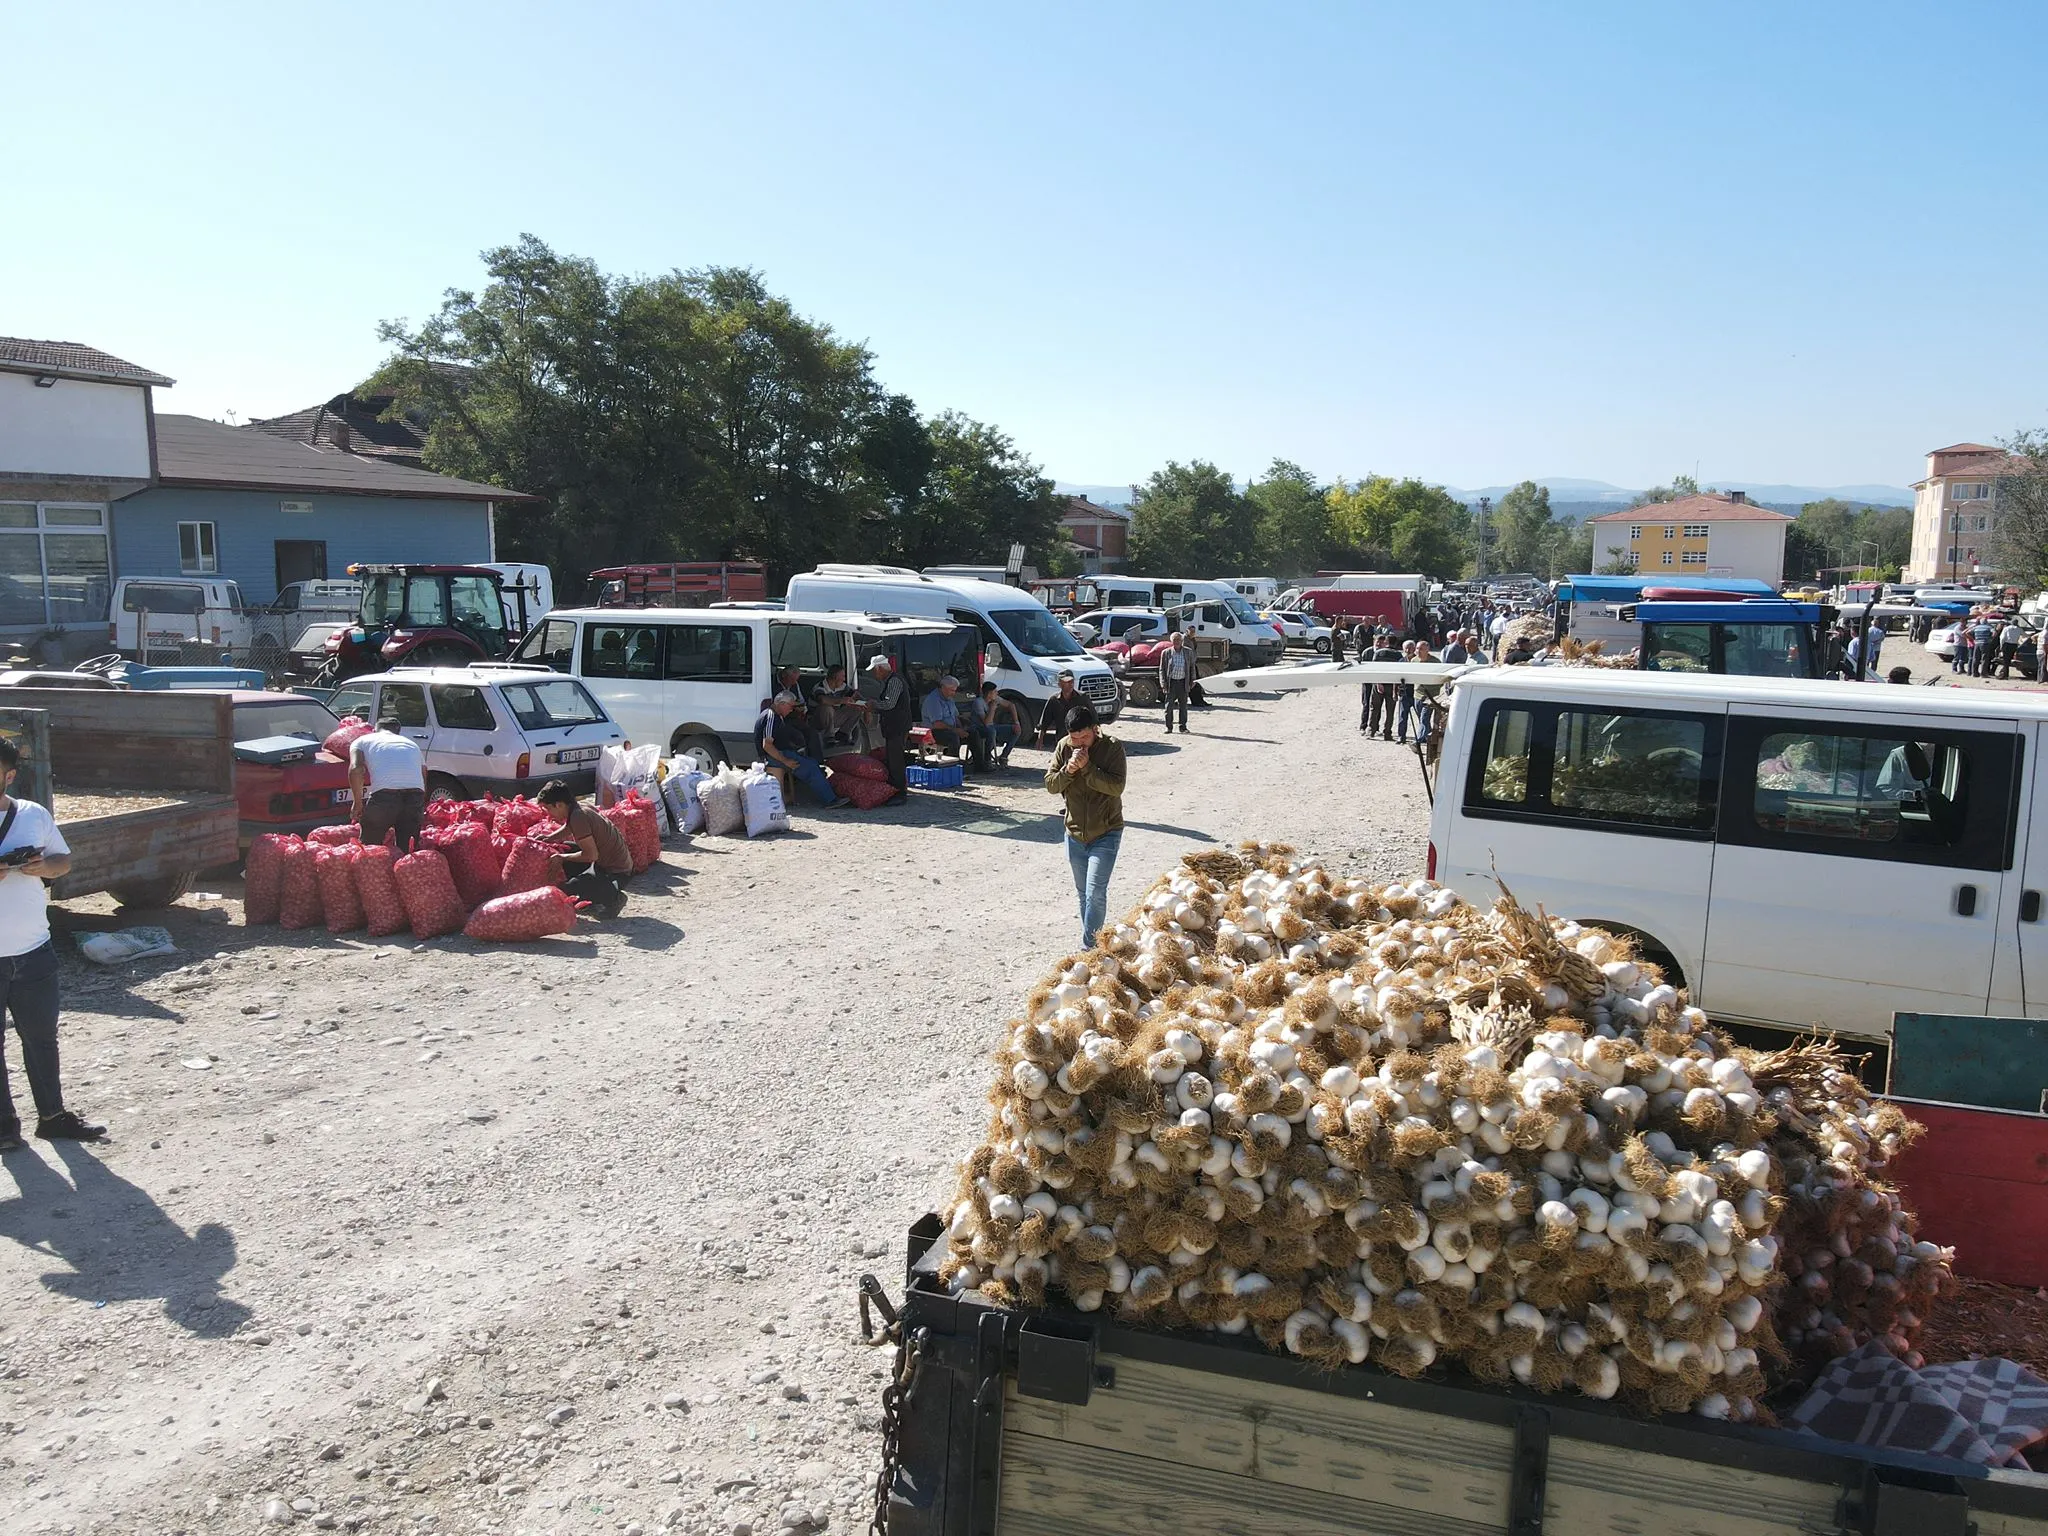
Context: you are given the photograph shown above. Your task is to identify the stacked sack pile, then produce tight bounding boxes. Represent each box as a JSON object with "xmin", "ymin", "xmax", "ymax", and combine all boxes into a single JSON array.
[
  {"xmin": 937, "ymin": 844, "xmax": 1952, "ymax": 1420},
  {"xmin": 827, "ymin": 752, "xmax": 896, "ymax": 810},
  {"xmin": 243, "ymin": 790, "xmax": 661, "ymax": 943}
]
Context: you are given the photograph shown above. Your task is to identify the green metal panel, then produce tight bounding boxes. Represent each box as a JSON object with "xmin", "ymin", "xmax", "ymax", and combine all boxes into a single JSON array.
[{"xmin": 1890, "ymin": 1012, "xmax": 2048, "ymax": 1112}]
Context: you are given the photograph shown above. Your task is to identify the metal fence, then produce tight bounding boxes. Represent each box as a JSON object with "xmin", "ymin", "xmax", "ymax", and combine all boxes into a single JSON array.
[{"xmin": 134, "ymin": 606, "xmax": 359, "ymax": 683}]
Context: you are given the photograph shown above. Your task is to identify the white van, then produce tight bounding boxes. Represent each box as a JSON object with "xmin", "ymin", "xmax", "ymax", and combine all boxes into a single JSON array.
[
  {"xmin": 481, "ymin": 561, "xmax": 554, "ymax": 635},
  {"xmin": 1088, "ymin": 576, "xmax": 1286, "ymax": 669},
  {"xmin": 109, "ymin": 576, "xmax": 250, "ymax": 660},
  {"xmin": 327, "ymin": 666, "xmax": 624, "ymax": 799},
  {"xmin": 506, "ymin": 605, "xmax": 980, "ymax": 772},
  {"xmin": 1427, "ymin": 666, "xmax": 2048, "ymax": 1042},
  {"xmin": 782, "ymin": 567, "xmax": 1122, "ymax": 725}
]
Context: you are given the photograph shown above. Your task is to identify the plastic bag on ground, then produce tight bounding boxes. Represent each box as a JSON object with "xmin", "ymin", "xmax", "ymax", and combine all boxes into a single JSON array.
[
  {"xmin": 353, "ymin": 844, "xmax": 409, "ymax": 936},
  {"xmin": 598, "ymin": 742, "xmax": 662, "ymax": 808},
  {"xmin": 393, "ymin": 849, "xmax": 467, "ymax": 939},
  {"xmin": 77, "ymin": 926, "xmax": 177, "ymax": 964},
  {"xmin": 499, "ymin": 835, "xmax": 565, "ymax": 896},
  {"xmin": 244, "ymin": 833, "xmax": 299, "ymax": 925},
  {"xmin": 278, "ymin": 842, "xmax": 324, "ymax": 930},
  {"xmin": 315, "ymin": 845, "xmax": 366, "ymax": 933},
  {"xmin": 695, "ymin": 765, "xmax": 745, "ymax": 837},
  {"xmin": 740, "ymin": 765, "xmax": 791, "ymax": 837},
  {"xmin": 463, "ymin": 886, "xmax": 581, "ymax": 942},
  {"xmin": 323, "ymin": 717, "xmax": 371, "ymax": 762},
  {"xmin": 662, "ymin": 762, "xmax": 708, "ymax": 833}
]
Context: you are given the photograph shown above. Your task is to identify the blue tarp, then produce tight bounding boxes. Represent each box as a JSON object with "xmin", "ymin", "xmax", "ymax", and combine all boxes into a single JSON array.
[{"xmin": 1555, "ymin": 574, "xmax": 1779, "ymax": 603}]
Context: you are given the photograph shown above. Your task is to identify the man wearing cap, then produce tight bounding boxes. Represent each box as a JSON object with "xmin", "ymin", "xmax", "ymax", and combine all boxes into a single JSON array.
[
  {"xmin": 1035, "ymin": 671, "xmax": 1084, "ymax": 748},
  {"xmin": 863, "ymin": 654, "xmax": 913, "ymax": 804},
  {"xmin": 921, "ymin": 674, "xmax": 971, "ymax": 761}
]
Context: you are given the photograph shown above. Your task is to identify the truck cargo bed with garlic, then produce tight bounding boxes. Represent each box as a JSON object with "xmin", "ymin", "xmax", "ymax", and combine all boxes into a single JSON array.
[{"xmin": 940, "ymin": 844, "xmax": 1951, "ymax": 1418}]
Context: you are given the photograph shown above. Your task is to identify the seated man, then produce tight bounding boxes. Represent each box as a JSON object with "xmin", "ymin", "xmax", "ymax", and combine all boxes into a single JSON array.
[
  {"xmin": 972, "ymin": 681, "xmax": 1022, "ymax": 768},
  {"xmin": 755, "ymin": 691, "xmax": 848, "ymax": 808},
  {"xmin": 809, "ymin": 664, "xmax": 868, "ymax": 748},
  {"xmin": 535, "ymin": 778, "xmax": 632, "ymax": 919},
  {"xmin": 921, "ymin": 674, "xmax": 971, "ymax": 760}
]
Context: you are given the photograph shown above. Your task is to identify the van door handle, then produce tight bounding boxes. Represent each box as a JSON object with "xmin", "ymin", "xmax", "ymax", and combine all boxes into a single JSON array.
[
  {"xmin": 2024, "ymin": 889, "xmax": 2043, "ymax": 923},
  {"xmin": 1956, "ymin": 884, "xmax": 1978, "ymax": 917}
]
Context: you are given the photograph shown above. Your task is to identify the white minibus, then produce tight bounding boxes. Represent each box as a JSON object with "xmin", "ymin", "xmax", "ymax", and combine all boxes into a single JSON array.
[
  {"xmin": 1086, "ymin": 576, "xmax": 1285, "ymax": 669},
  {"xmin": 1428, "ymin": 666, "xmax": 2048, "ymax": 1042}
]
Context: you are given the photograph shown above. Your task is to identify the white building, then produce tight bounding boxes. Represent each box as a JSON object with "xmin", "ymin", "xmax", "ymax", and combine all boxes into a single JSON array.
[
  {"xmin": 1903, "ymin": 442, "xmax": 2021, "ymax": 584},
  {"xmin": 1585, "ymin": 491, "xmax": 1793, "ymax": 584}
]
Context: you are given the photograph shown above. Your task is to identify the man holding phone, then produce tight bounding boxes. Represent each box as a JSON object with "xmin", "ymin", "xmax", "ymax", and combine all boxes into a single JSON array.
[{"xmin": 0, "ymin": 736, "xmax": 103, "ymax": 1152}]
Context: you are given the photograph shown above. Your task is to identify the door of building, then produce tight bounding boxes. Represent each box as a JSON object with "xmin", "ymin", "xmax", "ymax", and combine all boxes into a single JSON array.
[{"xmin": 276, "ymin": 540, "xmax": 327, "ymax": 589}]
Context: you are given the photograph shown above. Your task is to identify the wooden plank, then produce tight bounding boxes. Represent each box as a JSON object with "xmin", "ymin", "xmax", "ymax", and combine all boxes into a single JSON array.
[
  {"xmin": 0, "ymin": 688, "xmax": 234, "ymax": 795},
  {"xmin": 48, "ymin": 796, "xmax": 236, "ymax": 898},
  {"xmin": 49, "ymin": 733, "xmax": 233, "ymax": 792},
  {"xmin": 1004, "ymin": 1355, "xmax": 1513, "ymax": 1527},
  {"xmin": 1890, "ymin": 1100, "xmax": 2048, "ymax": 1286},
  {"xmin": 1891, "ymin": 1014, "xmax": 2048, "ymax": 1112},
  {"xmin": 1545, "ymin": 1438, "xmax": 1842, "ymax": 1536},
  {"xmin": 998, "ymin": 1429, "xmax": 1497, "ymax": 1536}
]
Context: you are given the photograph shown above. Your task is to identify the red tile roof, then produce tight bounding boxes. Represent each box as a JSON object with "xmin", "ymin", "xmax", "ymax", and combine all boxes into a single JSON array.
[
  {"xmin": 1928, "ymin": 442, "xmax": 2000, "ymax": 455},
  {"xmin": 0, "ymin": 337, "xmax": 173, "ymax": 388},
  {"xmin": 1060, "ymin": 495, "xmax": 1131, "ymax": 523},
  {"xmin": 1586, "ymin": 493, "xmax": 1794, "ymax": 524}
]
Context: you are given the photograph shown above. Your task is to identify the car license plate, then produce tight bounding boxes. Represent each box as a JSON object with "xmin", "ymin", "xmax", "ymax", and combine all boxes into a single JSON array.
[
  {"xmin": 331, "ymin": 789, "xmax": 352, "ymax": 804},
  {"xmin": 555, "ymin": 746, "xmax": 601, "ymax": 765}
]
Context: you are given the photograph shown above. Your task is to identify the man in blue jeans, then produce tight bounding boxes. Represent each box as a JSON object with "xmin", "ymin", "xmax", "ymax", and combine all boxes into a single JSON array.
[
  {"xmin": 1045, "ymin": 704, "xmax": 1126, "ymax": 948},
  {"xmin": 754, "ymin": 692, "xmax": 850, "ymax": 809},
  {"xmin": 0, "ymin": 737, "xmax": 105, "ymax": 1151}
]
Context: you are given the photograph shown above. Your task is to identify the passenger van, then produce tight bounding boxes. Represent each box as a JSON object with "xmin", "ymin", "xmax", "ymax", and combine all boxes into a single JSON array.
[
  {"xmin": 507, "ymin": 605, "xmax": 979, "ymax": 772},
  {"xmin": 110, "ymin": 576, "xmax": 250, "ymax": 660},
  {"xmin": 782, "ymin": 567, "xmax": 1121, "ymax": 725},
  {"xmin": 1428, "ymin": 667, "xmax": 2048, "ymax": 1042},
  {"xmin": 1088, "ymin": 575, "xmax": 1285, "ymax": 669}
]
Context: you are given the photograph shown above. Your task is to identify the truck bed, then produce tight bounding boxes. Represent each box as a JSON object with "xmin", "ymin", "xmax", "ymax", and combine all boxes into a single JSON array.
[{"xmin": 880, "ymin": 1217, "xmax": 2048, "ymax": 1536}]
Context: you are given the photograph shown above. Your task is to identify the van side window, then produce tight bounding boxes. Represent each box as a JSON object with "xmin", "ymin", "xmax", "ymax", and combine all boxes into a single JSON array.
[
  {"xmin": 770, "ymin": 623, "xmax": 823, "ymax": 672},
  {"xmin": 430, "ymin": 685, "xmax": 497, "ymax": 732},
  {"xmin": 521, "ymin": 618, "xmax": 576, "ymax": 672},
  {"xmin": 1462, "ymin": 701, "xmax": 1719, "ymax": 836},
  {"xmin": 1736, "ymin": 724, "xmax": 2012, "ymax": 868},
  {"xmin": 666, "ymin": 624, "xmax": 751, "ymax": 684},
  {"xmin": 584, "ymin": 623, "xmax": 664, "ymax": 681}
]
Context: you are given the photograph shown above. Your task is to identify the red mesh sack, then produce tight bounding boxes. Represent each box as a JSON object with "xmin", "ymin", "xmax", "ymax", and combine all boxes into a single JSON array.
[
  {"xmin": 604, "ymin": 793, "xmax": 660, "ymax": 872},
  {"xmin": 494, "ymin": 797, "xmax": 549, "ymax": 839},
  {"xmin": 499, "ymin": 835, "xmax": 564, "ymax": 896},
  {"xmin": 393, "ymin": 849, "xmax": 467, "ymax": 939},
  {"xmin": 323, "ymin": 717, "xmax": 371, "ymax": 761},
  {"xmin": 307, "ymin": 823, "xmax": 360, "ymax": 847},
  {"xmin": 422, "ymin": 800, "xmax": 461, "ymax": 830},
  {"xmin": 353, "ymin": 844, "xmax": 409, "ymax": 936},
  {"xmin": 427, "ymin": 821, "xmax": 502, "ymax": 907},
  {"xmin": 463, "ymin": 886, "xmax": 581, "ymax": 942},
  {"xmin": 244, "ymin": 833, "xmax": 299, "ymax": 925},
  {"xmin": 828, "ymin": 769, "xmax": 895, "ymax": 810},
  {"xmin": 278, "ymin": 842, "xmax": 324, "ymax": 930},
  {"xmin": 315, "ymin": 845, "xmax": 366, "ymax": 933},
  {"xmin": 835, "ymin": 754, "xmax": 889, "ymax": 783}
]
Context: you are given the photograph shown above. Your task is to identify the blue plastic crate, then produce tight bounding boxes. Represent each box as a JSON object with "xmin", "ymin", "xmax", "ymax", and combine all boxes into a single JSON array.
[{"xmin": 907, "ymin": 762, "xmax": 965, "ymax": 789}]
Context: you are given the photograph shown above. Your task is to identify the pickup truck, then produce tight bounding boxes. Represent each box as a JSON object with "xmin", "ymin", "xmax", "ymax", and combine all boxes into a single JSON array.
[
  {"xmin": 872, "ymin": 1216, "xmax": 2048, "ymax": 1536},
  {"xmin": 0, "ymin": 689, "xmax": 239, "ymax": 906}
]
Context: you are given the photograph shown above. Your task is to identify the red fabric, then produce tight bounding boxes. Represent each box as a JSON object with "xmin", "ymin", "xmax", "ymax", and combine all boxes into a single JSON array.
[
  {"xmin": 499, "ymin": 836, "xmax": 564, "ymax": 896},
  {"xmin": 828, "ymin": 769, "xmax": 895, "ymax": 810},
  {"xmin": 463, "ymin": 886, "xmax": 580, "ymax": 942},
  {"xmin": 322, "ymin": 717, "xmax": 371, "ymax": 762},
  {"xmin": 315, "ymin": 845, "xmax": 366, "ymax": 933},
  {"xmin": 244, "ymin": 833, "xmax": 298, "ymax": 926},
  {"xmin": 393, "ymin": 849, "xmax": 467, "ymax": 939},
  {"xmin": 834, "ymin": 754, "xmax": 889, "ymax": 783},
  {"xmin": 604, "ymin": 793, "xmax": 660, "ymax": 872},
  {"xmin": 306, "ymin": 823, "xmax": 360, "ymax": 847},
  {"xmin": 278, "ymin": 842, "xmax": 324, "ymax": 930},
  {"xmin": 353, "ymin": 844, "xmax": 408, "ymax": 936},
  {"xmin": 421, "ymin": 822, "xmax": 502, "ymax": 908}
]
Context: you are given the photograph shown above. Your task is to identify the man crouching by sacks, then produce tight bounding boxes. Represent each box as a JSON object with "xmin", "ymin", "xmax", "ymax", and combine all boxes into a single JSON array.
[{"xmin": 536, "ymin": 779, "xmax": 632, "ymax": 919}]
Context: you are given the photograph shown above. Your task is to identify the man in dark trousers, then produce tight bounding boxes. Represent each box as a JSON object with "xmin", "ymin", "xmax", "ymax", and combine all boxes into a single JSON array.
[
  {"xmin": 1158, "ymin": 630, "xmax": 1193, "ymax": 734},
  {"xmin": 1362, "ymin": 628, "xmax": 1403, "ymax": 737},
  {"xmin": 864, "ymin": 654, "xmax": 913, "ymax": 804}
]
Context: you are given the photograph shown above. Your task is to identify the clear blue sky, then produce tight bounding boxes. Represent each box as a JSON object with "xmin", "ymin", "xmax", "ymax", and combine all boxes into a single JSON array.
[{"xmin": 7, "ymin": 1, "xmax": 2042, "ymax": 493}]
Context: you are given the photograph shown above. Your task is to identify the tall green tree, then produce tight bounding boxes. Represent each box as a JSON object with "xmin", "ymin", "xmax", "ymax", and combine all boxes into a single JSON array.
[
  {"xmin": 1490, "ymin": 480, "xmax": 1554, "ymax": 575},
  {"xmin": 1245, "ymin": 460, "xmax": 1330, "ymax": 577},
  {"xmin": 1325, "ymin": 477, "xmax": 1469, "ymax": 578},
  {"xmin": 1126, "ymin": 462, "xmax": 1260, "ymax": 575},
  {"xmin": 1987, "ymin": 430, "xmax": 2048, "ymax": 590}
]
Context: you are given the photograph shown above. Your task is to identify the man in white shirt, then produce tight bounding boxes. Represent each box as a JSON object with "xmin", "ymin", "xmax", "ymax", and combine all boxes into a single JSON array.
[
  {"xmin": 0, "ymin": 737, "xmax": 101, "ymax": 1151},
  {"xmin": 1158, "ymin": 630, "xmax": 1192, "ymax": 734},
  {"xmin": 349, "ymin": 711, "xmax": 429, "ymax": 851}
]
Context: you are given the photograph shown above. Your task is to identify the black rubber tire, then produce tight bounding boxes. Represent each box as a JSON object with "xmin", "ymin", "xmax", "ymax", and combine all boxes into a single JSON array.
[
  {"xmin": 1312, "ymin": 636, "xmax": 1331, "ymax": 654},
  {"xmin": 1228, "ymin": 647, "xmax": 1250, "ymax": 671},
  {"xmin": 425, "ymin": 773, "xmax": 466, "ymax": 804},
  {"xmin": 671, "ymin": 733, "xmax": 728, "ymax": 775},
  {"xmin": 108, "ymin": 872, "xmax": 193, "ymax": 908}
]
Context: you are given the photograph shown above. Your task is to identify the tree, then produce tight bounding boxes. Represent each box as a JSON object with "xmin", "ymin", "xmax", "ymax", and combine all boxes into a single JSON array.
[
  {"xmin": 1245, "ymin": 460, "xmax": 1329, "ymax": 577},
  {"xmin": 1629, "ymin": 473, "xmax": 1699, "ymax": 509},
  {"xmin": 1324, "ymin": 477, "xmax": 1469, "ymax": 578},
  {"xmin": 1490, "ymin": 480, "xmax": 1557, "ymax": 576},
  {"xmin": 1126, "ymin": 462, "xmax": 1259, "ymax": 575},
  {"xmin": 894, "ymin": 411, "xmax": 1065, "ymax": 572},
  {"xmin": 1989, "ymin": 430, "xmax": 2048, "ymax": 591},
  {"xmin": 1782, "ymin": 496, "xmax": 1915, "ymax": 582},
  {"xmin": 1596, "ymin": 552, "xmax": 1640, "ymax": 574}
]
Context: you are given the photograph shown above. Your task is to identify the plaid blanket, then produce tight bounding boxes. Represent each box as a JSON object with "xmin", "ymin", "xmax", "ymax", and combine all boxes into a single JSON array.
[{"xmin": 1789, "ymin": 1341, "xmax": 2048, "ymax": 1467}]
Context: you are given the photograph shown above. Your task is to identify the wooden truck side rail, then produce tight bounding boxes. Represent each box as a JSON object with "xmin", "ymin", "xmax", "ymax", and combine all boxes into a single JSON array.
[
  {"xmin": 877, "ymin": 1217, "xmax": 2048, "ymax": 1536},
  {"xmin": 0, "ymin": 689, "xmax": 239, "ymax": 902}
]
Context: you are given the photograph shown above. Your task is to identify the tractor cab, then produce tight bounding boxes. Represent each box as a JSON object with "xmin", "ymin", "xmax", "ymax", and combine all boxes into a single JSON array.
[{"xmin": 318, "ymin": 565, "xmax": 509, "ymax": 684}]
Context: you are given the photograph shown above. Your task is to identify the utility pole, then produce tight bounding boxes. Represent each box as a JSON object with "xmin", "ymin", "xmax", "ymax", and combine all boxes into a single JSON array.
[{"xmin": 1474, "ymin": 497, "xmax": 1491, "ymax": 580}]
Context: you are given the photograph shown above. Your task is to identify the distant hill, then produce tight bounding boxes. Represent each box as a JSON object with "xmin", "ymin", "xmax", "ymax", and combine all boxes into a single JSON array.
[
  {"xmin": 1053, "ymin": 482, "xmax": 1135, "ymax": 507},
  {"xmin": 1057, "ymin": 476, "xmax": 1914, "ymax": 513}
]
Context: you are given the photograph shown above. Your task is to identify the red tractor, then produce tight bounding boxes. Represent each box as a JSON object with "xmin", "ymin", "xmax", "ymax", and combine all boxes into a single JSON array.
[{"xmin": 316, "ymin": 564, "xmax": 510, "ymax": 685}]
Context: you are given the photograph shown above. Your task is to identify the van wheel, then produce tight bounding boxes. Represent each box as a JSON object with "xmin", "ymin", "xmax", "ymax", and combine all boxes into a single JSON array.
[
  {"xmin": 672, "ymin": 734, "xmax": 727, "ymax": 775},
  {"xmin": 425, "ymin": 773, "xmax": 466, "ymax": 804},
  {"xmin": 109, "ymin": 873, "xmax": 192, "ymax": 908},
  {"xmin": 1228, "ymin": 646, "xmax": 1250, "ymax": 670}
]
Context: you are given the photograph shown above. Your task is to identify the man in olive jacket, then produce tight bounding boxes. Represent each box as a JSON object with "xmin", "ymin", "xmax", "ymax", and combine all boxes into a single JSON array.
[{"xmin": 1044, "ymin": 704, "xmax": 1126, "ymax": 948}]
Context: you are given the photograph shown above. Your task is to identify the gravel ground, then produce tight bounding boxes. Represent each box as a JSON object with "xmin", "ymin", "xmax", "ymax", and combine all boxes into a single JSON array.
[{"xmin": 0, "ymin": 683, "xmax": 1429, "ymax": 1536}]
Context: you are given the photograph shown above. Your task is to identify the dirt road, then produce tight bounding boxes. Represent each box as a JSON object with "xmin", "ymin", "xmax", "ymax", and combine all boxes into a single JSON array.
[{"xmin": 0, "ymin": 682, "xmax": 1428, "ymax": 1536}]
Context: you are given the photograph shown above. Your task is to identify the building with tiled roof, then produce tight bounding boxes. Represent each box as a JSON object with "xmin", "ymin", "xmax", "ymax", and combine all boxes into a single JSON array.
[
  {"xmin": 0, "ymin": 337, "xmax": 175, "ymax": 389},
  {"xmin": 246, "ymin": 390, "xmax": 430, "ymax": 468},
  {"xmin": 1058, "ymin": 494, "xmax": 1131, "ymax": 573},
  {"xmin": 1587, "ymin": 492, "xmax": 1794, "ymax": 583},
  {"xmin": 1904, "ymin": 442, "xmax": 2027, "ymax": 582}
]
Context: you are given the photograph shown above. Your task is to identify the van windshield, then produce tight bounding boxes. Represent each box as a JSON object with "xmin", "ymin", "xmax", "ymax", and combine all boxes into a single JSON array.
[
  {"xmin": 990, "ymin": 607, "xmax": 1085, "ymax": 658},
  {"xmin": 1224, "ymin": 595, "xmax": 1263, "ymax": 625}
]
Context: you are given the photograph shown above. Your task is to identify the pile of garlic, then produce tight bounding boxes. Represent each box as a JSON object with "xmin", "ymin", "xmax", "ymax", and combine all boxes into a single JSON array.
[{"xmin": 941, "ymin": 843, "xmax": 1953, "ymax": 1420}]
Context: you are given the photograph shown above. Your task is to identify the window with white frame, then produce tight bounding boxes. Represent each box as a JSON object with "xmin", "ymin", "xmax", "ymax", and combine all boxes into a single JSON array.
[
  {"xmin": 1947, "ymin": 546, "xmax": 1962, "ymax": 563},
  {"xmin": 178, "ymin": 521, "xmax": 218, "ymax": 575},
  {"xmin": 0, "ymin": 502, "xmax": 111, "ymax": 629},
  {"xmin": 1663, "ymin": 525, "xmax": 1676, "ymax": 538},
  {"xmin": 1682, "ymin": 524, "xmax": 1710, "ymax": 538},
  {"xmin": 1951, "ymin": 514, "xmax": 1963, "ymax": 531},
  {"xmin": 1953, "ymin": 482, "xmax": 1991, "ymax": 501},
  {"xmin": 1628, "ymin": 524, "xmax": 1643, "ymax": 540},
  {"xmin": 1681, "ymin": 551, "xmax": 1708, "ymax": 565},
  {"xmin": 1659, "ymin": 550, "xmax": 1674, "ymax": 566},
  {"xmin": 1975, "ymin": 516, "xmax": 1989, "ymax": 532}
]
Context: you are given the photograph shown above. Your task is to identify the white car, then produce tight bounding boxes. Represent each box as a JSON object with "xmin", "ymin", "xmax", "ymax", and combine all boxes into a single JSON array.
[
  {"xmin": 1264, "ymin": 609, "xmax": 1334, "ymax": 652},
  {"xmin": 1068, "ymin": 608, "xmax": 1169, "ymax": 648},
  {"xmin": 1927, "ymin": 625, "xmax": 1960, "ymax": 661}
]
